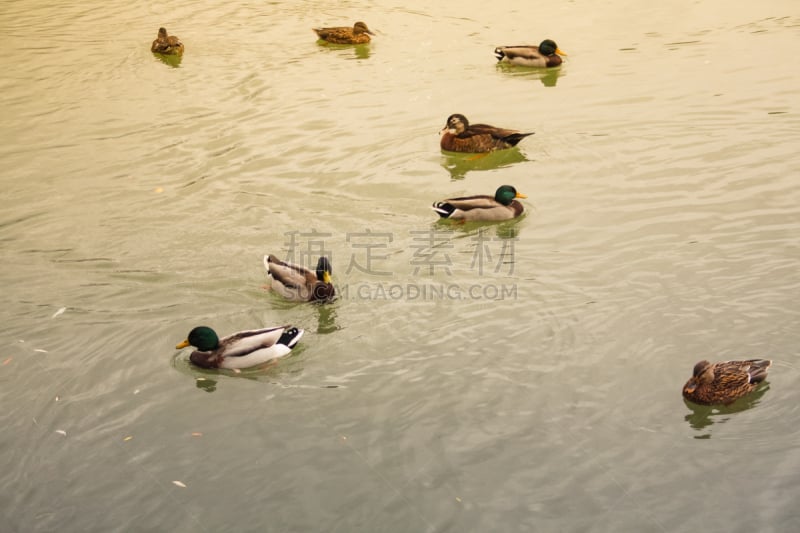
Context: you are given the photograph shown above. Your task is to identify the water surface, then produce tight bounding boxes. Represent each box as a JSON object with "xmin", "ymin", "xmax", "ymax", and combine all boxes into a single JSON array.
[{"xmin": 2, "ymin": 1, "xmax": 799, "ymax": 531}]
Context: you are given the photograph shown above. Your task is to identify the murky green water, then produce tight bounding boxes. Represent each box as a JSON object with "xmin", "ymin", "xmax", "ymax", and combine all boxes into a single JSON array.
[{"xmin": 2, "ymin": 1, "xmax": 799, "ymax": 531}]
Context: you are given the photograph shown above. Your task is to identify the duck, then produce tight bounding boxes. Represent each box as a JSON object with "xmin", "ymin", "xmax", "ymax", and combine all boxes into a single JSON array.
[
  {"xmin": 432, "ymin": 185, "xmax": 527, "ymax": 222},
  {"xmin": 682, "ymin": 359, "xmax": 772, "ymax": 405},
  {"xmin": 313, "ymin": 21, "xmax": 374, "ymax": 44},
  {"xmin": 176, "ymin": 325, "xmax": 303, "ymax": 370},
  {"xmin": 151, "ymin": 27, "xmax": 184, "ymax": 56},
  {"xmin": 440, "ymin": 114, "xmax": 534, "ymax": 153},
  {"xmin": 264, "ymin": 254, "xmax": 336, "ymax": 302},
  {"xmin": 494, "ymin": 39, "xmax": 566, "ymax": 68}
]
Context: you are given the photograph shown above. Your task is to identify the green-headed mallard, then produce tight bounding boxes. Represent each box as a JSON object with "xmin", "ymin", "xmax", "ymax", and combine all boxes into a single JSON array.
[
  {"xmin": 440, "ymin": 114, "xmax": 534, "ymax": 153},
  {"xmin": 151, "ymin": 27, "xmax": 184, "ymax": 56},
  {"xmin": 494, "ymin": 39, "xmax": 566, "ymax": 68},
  {"xmin": 176, "ymin": 325, "xmax": 303, "ymax": 370},
  {"xmin": 432, "ymin": 185, "xmax": 527, "ymax": 221},
  {"xmin": 313, "ymin": 21, "xmax": 374, "ymax": 44},
  {"xmin": 682, "ymin": 359, "xmax": 772, "ymax": 405},
  {"xmin": 264, "ymin": 254, "xmax": 336, "ymax": 302}
]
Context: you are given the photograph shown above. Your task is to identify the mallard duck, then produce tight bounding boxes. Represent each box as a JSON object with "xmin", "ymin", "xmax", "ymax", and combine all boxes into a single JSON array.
[
  {"xmin": 313, "ymin": 21, "xmax": 374, "ymax": 44},
  {"xmin": 264, "ymin": 255, "xmax": 336, "ymax": 302},
  {"xmin": 176, "ymin": 325, "xmax": 303, "ymax": 369},
  {"xmin": 682, "ymin": 359, "xmax": 772, "ymax": 405},
  {"xmin": 440, "ymin": 114, "xmax": 534, "ymax": 153},
  {"xmin": 151, "ymin": 27, "xmax": 184, "ymax": 56},
  {"xmin": 494, "ymin": 39, "xmax": 566, "ymax": 68},
  {"xmin": 432, "ymin": 185, "xmax": 527, "ymax": 221}
]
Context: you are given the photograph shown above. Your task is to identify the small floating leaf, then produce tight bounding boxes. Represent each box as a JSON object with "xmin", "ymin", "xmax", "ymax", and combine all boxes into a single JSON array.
[
  {"xmin": 2, "ymin": 357, "xmax": 12, "ymax": 365},
  {"xmin": 123, "ymin": 436, "xmax": 133, "ymax": 441},
  {"xmin": 52, "ymin": 307, "xmax": 67, "ymax": 318},
  {"xmin": 172, "ymin": 480, "xmax": 187, "ymax": 488}
]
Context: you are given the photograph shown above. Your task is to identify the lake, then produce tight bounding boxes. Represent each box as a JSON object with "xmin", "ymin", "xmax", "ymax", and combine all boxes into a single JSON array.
[{"xmin": 1, "ymin": 1, "xmax": 799, "ymax": 531}]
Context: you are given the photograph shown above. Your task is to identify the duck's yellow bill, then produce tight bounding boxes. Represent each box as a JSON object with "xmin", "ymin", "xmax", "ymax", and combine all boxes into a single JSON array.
[
  {"xmin": 176, "ymin": 339, "xmax": 190, "ymax": 349},
  {"xmin": 556, "ymin": 48, "xmax": 568, "ymax": 56},
  {"xmin": 516, "ymin": 192, "xmax": 528, "ymax": 199}
]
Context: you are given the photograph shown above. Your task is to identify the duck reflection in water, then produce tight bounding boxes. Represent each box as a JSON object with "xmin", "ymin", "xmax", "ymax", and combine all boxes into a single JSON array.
[
  {"xmin": 495, "ymin": 61, "xmax": 563, "ymax": 87},
  {"xmin": 440, "ymin": 149, "xmax": 529, "ymax": 180},
  {"xmin": 683, "ymin": 384, "xmax": 770, "ymax": 436}
]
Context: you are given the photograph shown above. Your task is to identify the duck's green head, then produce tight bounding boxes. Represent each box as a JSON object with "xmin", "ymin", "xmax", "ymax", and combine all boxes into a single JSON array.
[
  {"xmin": 176, "ymin": 326, "xmax": 219, "ymax": 351},
  {"xmin": 316, "ymin": 256, "xmax": 333, "ymax": 284},
  {"xmin": 495, "ymin": 185, "xmax": 527, "ymax": 206},
  {"xmin": 539, "ymin": 39, "xmax": 567, "ymax": 57}
]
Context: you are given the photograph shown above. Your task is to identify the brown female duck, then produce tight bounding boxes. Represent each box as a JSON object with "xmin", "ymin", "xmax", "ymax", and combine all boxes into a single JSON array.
[
  {"xmin": 264, "ymin": 255, "xmax": 336, "ymax": 302},
  {"xmin": 313, "ymin": 21, "xmax": 374, "ymax": 44},
  {"xmin": 494, "ymin": 39, "xmax": 567, "ymax": 68},
  {"xmin": 151, "ymin": 27, "xmax": 184, "ymax": 56},
  {"xmin": 440, "ymin": 114, "xmax": 534, "ymax": 153},
  {"xmin": 682, "ymin": 359, "xmax": 772, "ymax": 405},
  {"xmin": 432, "ymin": 185, "xmax": 527, "ymax": 222}
]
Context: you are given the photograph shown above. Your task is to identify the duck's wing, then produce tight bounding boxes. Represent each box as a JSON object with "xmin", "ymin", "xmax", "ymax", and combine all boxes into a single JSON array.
[
  {"xmin": 218, "ymin": 326, "xmax": 293, "ymax": 357},
  {"xmin": 714, "ymin": 363, "xmax": 755, "ymax": 390},
  {"xmin": 464, "ymin": 123, "xmax": 534, "ymax": 144},
  {"xmin": 265, "ymin": 255, "xmax": 315, "ymax": 288},
  {"xmin": 724, "ymin": 359, "xmax": 772, "ymax": 384},
  {"xmin": 495, "ymin": 45, "xmax": 542, "ymax": 61},
  {"xmin": 433, "ymin": 195, "xmax": 516, "ymax": 220},
  {"xmin": 439, "ymin": 194, "xmax": 498, "ymax": 210}
]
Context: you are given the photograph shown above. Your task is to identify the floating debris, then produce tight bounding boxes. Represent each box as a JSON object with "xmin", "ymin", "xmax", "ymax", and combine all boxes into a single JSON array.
[
  {"xmin": 34, "ymin": 349, "xmax": 48, "ymax": 353},
  {"xmin": 55, "ymin": 430, "xmax": 67, "ymax": 436},
  {"xmin": 154, "ymin": 187, "xmax": 164, "ymax": 194},
  {"xmin": 133, "ymin": 389, "xmax": 141, "ymax": 395},
  {"xmin": 52, "ymin": 307, "xmax": 67, "ymax": 318},
  {"xmin": 123, "ymin": 436, "xmax": 133, "ymax": 442},
  {"xmin": 3, "ymin": 357, "xmax": 12, "ymax": 366},
  {"xmin": 172, "ymin": 480, "xmax": 187, "ymax": 488},
  {"xmin": 191, "ymin": 432, "xmax": 203, "ymax": 437}
]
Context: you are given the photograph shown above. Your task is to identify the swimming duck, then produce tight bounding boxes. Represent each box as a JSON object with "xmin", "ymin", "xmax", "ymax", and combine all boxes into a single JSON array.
[
  {"xmin": 440, "ymin": 114, "xmax": 534, "ymax": 153},
  {"xmin": 313, "ymin": 21, "xmax": 374, "ymax": 44},
  {"xmin": 151, "ymin": 27, "xmax": 184, "ymax": 56},
  {"xmin": 682, "ymin": 359, "xmax": 772, "ymax": 405},
  {"xmin": 494, "ymin": 39, "xmax": 566, "ymax": 68},
  {"xmin": 432, "ymin": 185, "xmax": 527, "ymax": 221},
  {"xmin": 264, "ymin": 255, "xmax": 336, "ymax": 302},
  {"xmin": 176, "ymin": 325, "xmax": 303, "ymax": 370}
]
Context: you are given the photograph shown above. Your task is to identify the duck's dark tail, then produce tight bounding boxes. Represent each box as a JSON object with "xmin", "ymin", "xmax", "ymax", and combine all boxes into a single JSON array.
[
  {"xmin": 747, "ymin": 359, "xmax": 772, "ymax": 384},
  {"xmin": 432, "ymin": 202, "xmax": 455, "ymax": 218},
  {"xmin": 278, "ymin": 327, "xmax": 304, "ymax": 349},
  {"xmin": 494, "ymin": 47, "xmax": 506, "ymax": 61},
  {"xmin": 503, "ymin": 132, "xmax": 535, "ymax": 147}
]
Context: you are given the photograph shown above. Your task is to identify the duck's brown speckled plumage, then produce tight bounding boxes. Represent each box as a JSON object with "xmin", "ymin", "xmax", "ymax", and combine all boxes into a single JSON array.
[
  {"xmin": 264, "ymin": 254, "xmax": 336, "ymax": 302},
  {"xmin": 682, "ymin": 359, "xmax": 772, "ymax": 405},
  {"xmin": 432, "ymin": 185, "xmax": 527, "ymax": 222},
  {"xmin": 494, "ymin": 39, "xmax": 566, "ymax": 68},
  {"xmin": 440, "ymin": 114, "xmax": 534, "ymax": 153},
  {"xmin": 313, "ymin": 21, "xmax": 374, "ymax": 44},
  {"xmin": 151, "ymin": 27, "xmax": 184, "ymax": 56}
]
